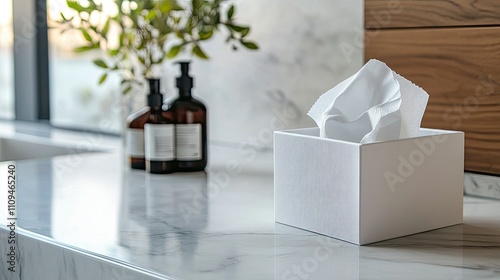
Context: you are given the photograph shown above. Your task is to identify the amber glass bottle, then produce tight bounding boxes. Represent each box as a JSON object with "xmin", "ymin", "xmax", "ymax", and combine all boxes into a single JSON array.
[
  {"xmin": 127, "ymin": 108, "xmax": 149, "ymax": 169},
  {"xmin": 127, "ymin": 84, "xmax": 157, "ymax": 169},
  {"xmin": 144, "ymin": 79, "xmax": 177, "ymax": 174},
  {"xmin": 170, "ymin": 62, "xmax": 207, "ymax": 172}
]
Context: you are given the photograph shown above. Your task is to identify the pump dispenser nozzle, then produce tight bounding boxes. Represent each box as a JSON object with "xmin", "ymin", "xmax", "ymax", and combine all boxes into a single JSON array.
[
  {"xmin": 147, "ymin": 78, "xmax": 163, "ymax": 106},
  {"xmin": 149, "ymin": 78, "xmax": 160, "ymax": 93},
  {"xmin": 176, "ymin": 62, "xmax": 193, "ymax": 96}
]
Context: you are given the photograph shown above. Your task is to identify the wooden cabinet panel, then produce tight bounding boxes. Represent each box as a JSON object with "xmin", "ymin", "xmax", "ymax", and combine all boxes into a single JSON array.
[
  {"xmin": 365, "ymin": 27, "xmax": 500, "ymax": 174},
  {"xmin": 365, "ymin": 0, "xmax": 500, "ymax": 29}
]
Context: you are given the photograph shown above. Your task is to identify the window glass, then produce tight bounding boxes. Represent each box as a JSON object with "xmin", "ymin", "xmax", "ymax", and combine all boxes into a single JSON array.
[
  {"xmin": 47, "ymin": 0, "xmax": 122, "ymax": 133},
  {"xmin": 0, "ymin": 0, "xmax": 14, "ymax": 119}
]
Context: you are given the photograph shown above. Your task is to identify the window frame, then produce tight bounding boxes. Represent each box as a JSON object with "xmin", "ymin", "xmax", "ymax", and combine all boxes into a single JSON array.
[
  {"xmin": 12, "ymin": 0, "xmax": 50, "ymax": 122},
  {"xmin": 10, "ymin": 0, "xmax": 119, "ymax": 136}
]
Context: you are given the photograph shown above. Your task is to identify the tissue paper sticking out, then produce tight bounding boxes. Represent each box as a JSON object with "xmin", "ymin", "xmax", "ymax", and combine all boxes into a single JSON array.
[{"xmin": 307, "ymin": 59, "xmax": 429, "ymax": 143}]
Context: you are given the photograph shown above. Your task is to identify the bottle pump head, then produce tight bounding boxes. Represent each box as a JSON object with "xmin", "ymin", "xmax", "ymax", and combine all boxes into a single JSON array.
[
  {"xmin": 147, "ymin": 78, "xmax": 163, "ymax": 106},
  {"xmin": 176, "ymin": 61, "xmax": 193, "ymax": 96}
]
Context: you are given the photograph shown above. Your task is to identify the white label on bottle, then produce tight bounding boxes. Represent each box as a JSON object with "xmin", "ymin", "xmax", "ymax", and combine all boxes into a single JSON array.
[
  {"xmin": 126, "ymin": 128, "xmax": 144, "ymax": 157},
  {"xmin": 176, "ymin": 124, "xmax": 202, "ymax": 160},
  {"xmin": 144, "ymin": 124, "xmax": 175, "ymax": 161}
]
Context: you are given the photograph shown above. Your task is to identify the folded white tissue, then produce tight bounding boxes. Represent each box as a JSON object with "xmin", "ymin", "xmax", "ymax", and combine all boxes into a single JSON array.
[{"xmin": 307, "ymin": 59, "xmax": 429, "ymax": 143}]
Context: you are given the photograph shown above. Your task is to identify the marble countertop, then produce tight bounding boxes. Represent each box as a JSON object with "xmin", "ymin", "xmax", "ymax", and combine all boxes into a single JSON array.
[{"xmin": 1, "ymin": 121, "xmax": 500, "ymax": 280}]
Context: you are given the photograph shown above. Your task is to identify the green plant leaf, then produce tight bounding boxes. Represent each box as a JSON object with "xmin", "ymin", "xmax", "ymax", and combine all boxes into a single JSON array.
[
  {"xmin": 145, "ymin": 10, "xmax": 156, "ymax": 20},
  {"xmin": 160, "ymin": 0, "xmax": 172, "ymax": 13},
  {"xmin": 199, "ymin": 30, "xmax": 213, "ymax": 40},
  {"xmin": 192, "ymin": 44, "xmax": 209, "ymax": 59},
  {"xmin": 102, "ymin": 19, "xmax": 110, "ymax": 37},
  {"xmin": 93, "ymin": 59, "xmax": 108, "ymax": 68},
  {"xmin": 98, "ymin": 73, "xmax": 108, "ymax": 85},
  {"xmin": 155, "ymin": 56, "xmax": 164, "ymax": 64},
  {"xmin": 108, "ymin": 49, "xmax": 120, "ymax": 56},
  {"xmin": 241, "ymin": 41, "xmax": 258, "ymax": 50},
  {"xmin": 73, "ymin": 45, "xmax": 95, "ymax": 53},
  {"xmin": 123, "ymin": 85, "xmax": 132, "ymax": 95},
  {"xmin": 119, "ymin": 33, "xmax": 125, "ymax": 45},
  {"xmin": 175, "ymin": 31, "xmax": 184, "ymax": 39},
  {"xmin": 227, "ymin": 24, "xmax": 246, "ymax": 32},
  {"xmin": 166, "ymin": 44, "xmax": 182, "ymax": 59},
  {"xmin": 240, "ymin": 27, "xmax": 250, "ymax": 37},
  {"xmin": 81, "ymin": 28, "xmax": 92, "ymax": 42},
  {"xmin": 60, "ymin": 12, "xmax": 67, "ymax": 21},
  {"xmin": 227, "ymin": 5, "xmax": 234, "ymax": 20},
  {"xmin": 66, "ymin": 0, "xmax": 82, "ymax": 12},
  {"xmin": 171, "ymin": 1, "xmax": 184, "ymax": 11},
  {"xmin": 215, "ymin": 13, "xmax": 221, "ymax": 25},
  {"xmin": 89, "ymin": 25, "xmax": 98, "ymax": 34}
]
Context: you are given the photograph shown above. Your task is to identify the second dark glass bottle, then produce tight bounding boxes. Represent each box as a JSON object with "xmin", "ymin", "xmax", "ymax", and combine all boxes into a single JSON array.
[
  {"xmin": 144, "ymin": 79, "xmax": 177, "ymax": 174},
  {"xmin": 127, "ymin": 107, "xmax": 149, "ymax": 170},
  {"xmin": 170, "ymin": 62, "xmax": 207, "ymax": 172}
]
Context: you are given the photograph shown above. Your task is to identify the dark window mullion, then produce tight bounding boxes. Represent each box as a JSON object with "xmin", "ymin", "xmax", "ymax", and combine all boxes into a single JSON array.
[
  {"xmin": 36, "ymin": 0, "xmax": 49, "ymax": 120},
  {"xmin": 13, "ymin": 0, "xmax": 50, "ymax": 121}
]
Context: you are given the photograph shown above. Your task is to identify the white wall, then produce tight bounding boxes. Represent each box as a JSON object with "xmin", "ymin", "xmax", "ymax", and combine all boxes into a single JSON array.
[{"xmin": 162, "ymin": 0, "xmax": 364, "ymax": 149}]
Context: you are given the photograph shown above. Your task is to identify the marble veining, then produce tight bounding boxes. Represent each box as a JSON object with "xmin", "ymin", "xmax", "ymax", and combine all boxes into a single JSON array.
[{"xmin": 465, "ymin": 172, "xmax": 500, "ymax": 200}]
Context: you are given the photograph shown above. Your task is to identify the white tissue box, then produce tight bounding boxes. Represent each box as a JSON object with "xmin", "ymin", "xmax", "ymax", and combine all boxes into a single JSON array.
[{"xmin": 274, "ymin": 127, "xmax": 464, "ymax": 245}]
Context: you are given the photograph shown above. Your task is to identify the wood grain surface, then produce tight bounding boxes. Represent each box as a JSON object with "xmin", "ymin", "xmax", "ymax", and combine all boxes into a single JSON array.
[
  {"xmin": 365, "ymin": 0, "xmax": 500, "ymax": 29},
  {"xmin": 365, "ymin": 27, "xmax": 500, "ymax": 174}
]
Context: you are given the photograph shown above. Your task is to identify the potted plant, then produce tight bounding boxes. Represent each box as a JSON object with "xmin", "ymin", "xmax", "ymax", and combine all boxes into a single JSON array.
[{"xmin": 54, "ymin": 0, "xmax": 258, "ymax": 94}]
